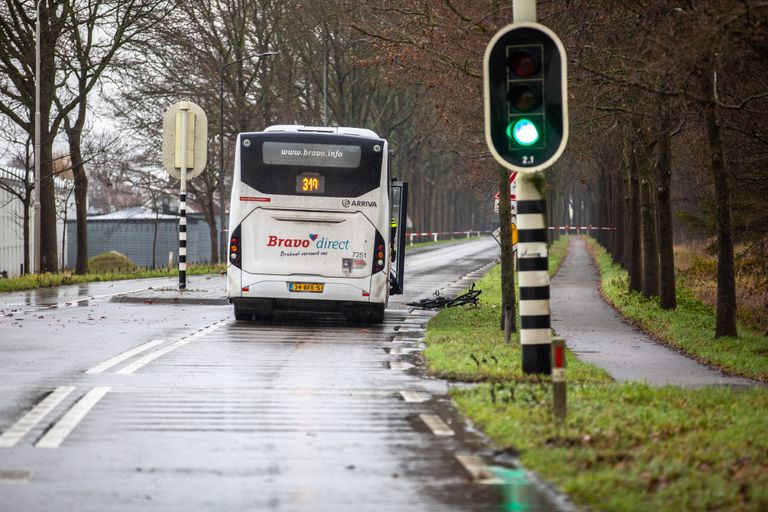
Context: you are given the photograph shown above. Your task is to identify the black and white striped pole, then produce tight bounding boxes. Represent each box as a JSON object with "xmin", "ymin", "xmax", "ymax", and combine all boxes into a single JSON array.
[
  {"xmin": 517, "ymin": 175, "xmax": 552, "ymax": 372},
  {"xmin": 162, "ymin": 101, "xmax": 208, "ymax": 290},
  {"xmin": 483, "ymin": 1, "xmax": 568, "ymax": 374},
  {"xmin": 178, "ymin": 124, "xmax": 188, "ymax": 290}
]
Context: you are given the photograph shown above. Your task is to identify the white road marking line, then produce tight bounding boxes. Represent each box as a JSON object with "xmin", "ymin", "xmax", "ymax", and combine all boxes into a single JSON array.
[
  {"xmin": 0, "ymin": 386, "xmax": 76, "ymax": 448},
  {"xmin": 389, "ymin": 361, "xmax": 414, "ymax": 370},
  {"xmin": 116, "ymin": 320, "xmax": 226, "ymax": 375},
  {"xmin": 36, "ymin": 387, "xmax": 110, "ymax": 448},
  {"xmin": 399, "ymin": 391, "xmax": 430, "ymax": 403},
  {"xmin": 389, "ymin": 347, "xmax": 421, "ymax": 355},
  {"xmin": 117, "ymin": 338, "xmax": 194, "ymax": 375},
  {"xmin": 391, "ymin": 337, "xmax": 425, "ymax": 343},
  {"xmin": 0, "ymin": 470, "xmax": 32, "ymax": 483},
  {"xmin": 419, "ymin": 414, "xmax": 454, "ymax": 436},
  {"xmin": 455, "ymin": 454, "xmax": 502, "ymax": 484},
  {"xmin": 85, "ymin": 339, "xmax": 168, "ymax": 374}
]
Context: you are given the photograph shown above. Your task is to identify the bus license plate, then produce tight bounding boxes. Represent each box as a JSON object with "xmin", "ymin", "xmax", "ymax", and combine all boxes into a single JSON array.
[{"xmin": 288, "ymin": 282, "xmax": 324, "ymax": 293}]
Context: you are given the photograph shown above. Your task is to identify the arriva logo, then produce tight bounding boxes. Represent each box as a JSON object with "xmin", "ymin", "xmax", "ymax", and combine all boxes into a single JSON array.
[
  {"xmin": 342, "ymin": 199, "xmax": 377, "ymax": 208},
  {"xmin": 267, "ymin": 234, "xmax": 350, "ymax": 250}
]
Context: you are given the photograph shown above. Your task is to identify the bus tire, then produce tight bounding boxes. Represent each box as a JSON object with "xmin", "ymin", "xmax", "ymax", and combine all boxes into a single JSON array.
[
  {"xmin": 360, "ymin": 304, "xmax": 385, "ymax": 324},
  {"xmin": 234, "ymin": 307, "xmax": 251, "ymax": 321}
]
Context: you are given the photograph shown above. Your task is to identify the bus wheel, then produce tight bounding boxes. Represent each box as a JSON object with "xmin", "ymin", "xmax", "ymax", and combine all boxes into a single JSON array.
[
  {"xmin": 363, "ymin": 305, "xmax": 385, "ymax": 324},
  {"xmin": 234, "ymin": 307, "xmax": 251, "ymax": 321}
]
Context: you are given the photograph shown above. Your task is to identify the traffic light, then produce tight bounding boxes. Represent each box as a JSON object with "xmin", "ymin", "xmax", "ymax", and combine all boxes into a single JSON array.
[{"xmin": 484, "ymin": 22, "xmax": 568, "ymax": 173}]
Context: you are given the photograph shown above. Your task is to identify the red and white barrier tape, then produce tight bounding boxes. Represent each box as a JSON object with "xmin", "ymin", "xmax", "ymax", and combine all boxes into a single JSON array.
[{"xmin": 547, "ymin": 226, "xmax": 616, "ymax": 231}]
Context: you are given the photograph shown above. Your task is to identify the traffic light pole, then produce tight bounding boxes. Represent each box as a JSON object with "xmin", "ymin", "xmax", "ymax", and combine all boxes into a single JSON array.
[
  {"xmin": 484, "ymin": 1, "xmax": 566, "ymax": 374},
  {"xmin": 517, "ymin": 173, "xmax": 551, "ymax": 374},
  {"xmin": 514, "ymin": 0, "xmax": 551, "ymax": 374},
  {"xmin": 513, "ymin": 0, "xmax": 536, "ymax": 23}
]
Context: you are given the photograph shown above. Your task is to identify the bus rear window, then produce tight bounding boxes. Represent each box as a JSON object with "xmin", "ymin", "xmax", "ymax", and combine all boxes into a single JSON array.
[
  {"xmin": 240, "ymin": 134, "xmax": 384, "ymax": 198},
  {"xmin": 263, "ymin": 142, "xmax": 361, "ymax": 168}
]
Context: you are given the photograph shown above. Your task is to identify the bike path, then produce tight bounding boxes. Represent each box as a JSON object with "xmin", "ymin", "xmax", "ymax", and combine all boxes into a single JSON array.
[{"xmin": 549, "ymin": 237, "xmax": 756, "ymax": 388}]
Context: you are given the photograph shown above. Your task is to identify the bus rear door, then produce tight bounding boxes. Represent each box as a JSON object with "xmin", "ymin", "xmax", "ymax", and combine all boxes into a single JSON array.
[{"xmin": 389, "ymin": 181, "xmax": 408, "ymax": 295}]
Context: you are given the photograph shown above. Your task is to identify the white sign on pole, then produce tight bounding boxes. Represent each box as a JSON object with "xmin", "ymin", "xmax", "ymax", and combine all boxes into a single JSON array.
[
  {"xmin": 161, "ymin": 101, "xmax": 208, "ymax": 290},
  {"xmin": 162, "ymin": 101, "xmax": 208, "ymax": 180},
  {"xmin": 493, "ymin": 172, "xmax": 518, "ymax": 213},
  {"xmin": 492, "ymin": 170, "xmax": 519, "ymax": 253}
]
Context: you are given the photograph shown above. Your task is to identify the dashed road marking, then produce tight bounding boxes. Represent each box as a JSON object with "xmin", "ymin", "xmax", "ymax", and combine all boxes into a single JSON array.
[
  {"xmin": 389, "ymin": 347, "xmax": 421, "ymax": 355},
  {"xmin": 389, "ymin": 361, "xmax": 414, "ymax": 371},
  {"xmin": 0, "ymin": 470, "xmax": 32, "ymax": 483},
  {"xmin": 85, "ymin": 339, "xmax": 168, "ymax": 374},
  {"xmin": 0, "ymin": 386, "xmax": 76, "ymax": 448},
  {"xmin": 419, "ymin": 414, "xmax": 454, "ymax": 436},
  {"xmin": 116, "ymin": 320, "xmax": 227, "ymax": 375},
  {"xmin": 36, "ymin": 387, "xmax": 111, "ymax": 448},
  {"xmin": 391, "ymin": 337, "xmax": 425, "ymax": 343},
  {"xmin": 117, "ymin": 338, "xmax": 194, "ymax": 375},
  {"xmin": 455, "ymin": 454, "xmax": 502, "ymax": 484},
  {"xmin": 398, "ymin": 391, "xmax": 430, "ymax": 403}
]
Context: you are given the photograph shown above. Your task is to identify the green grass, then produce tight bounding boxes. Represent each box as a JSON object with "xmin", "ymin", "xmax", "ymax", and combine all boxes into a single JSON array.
[
  {"xmin": 586, "ymin": 238, "xmax": 768, "ymax": 382},
  {"xmin": 423, "ymin": 236, "xmax": 608, "ymax": 383},
  {"xmin": 0, "ymin": 263, "xmax": 225, "ymax": 293},
  {"xmin": 453, "ymin": 383, "xmax": 768, "ymax": 511},
  {"xmin": 422, "ymin": 235, "xmax": 768, "ymax": 511}
]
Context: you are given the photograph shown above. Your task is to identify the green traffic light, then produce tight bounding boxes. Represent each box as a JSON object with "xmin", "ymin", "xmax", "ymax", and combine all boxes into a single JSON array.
[{"xmin": 507, "ymin": 119, "xmax": 539, "ymax": 146}]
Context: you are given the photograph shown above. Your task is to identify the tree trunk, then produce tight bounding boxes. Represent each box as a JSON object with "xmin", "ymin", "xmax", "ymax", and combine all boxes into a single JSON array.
[
  {"xmin": 613, "ymin": 170, "xmax": 626, "ymax": 266},
  {"xmin": 640, "ymin": 175, "xmax": 659, "ymax": 297},
  {"xmin": 699, "ymin": 67, "xmax": 737, "ymax": 338},
  {"xmin": 627, "ymin": 146, "xmax": 642, "ymax": 293},
  {"xmin": 655, "ymin": 98, "xmax": 676, "ymax": 309},
  {"xmin": 40, "ymin": 137, "xmax": 58, "ymax": 273},
  {"xmin": 64, "ymin": 107, "xmax": 89, "ymax": 275},
  {"xmin": 201, "ymin": 190, "xmax": 218, "ymax": 263},
  {"xmin": 498, "ymin": 166, "xmax": 516, "ymax": 339}
]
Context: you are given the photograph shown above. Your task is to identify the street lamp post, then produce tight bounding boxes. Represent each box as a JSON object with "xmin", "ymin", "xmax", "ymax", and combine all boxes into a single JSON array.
[
  {"xmin": 34, "ymin": 0, "xmax": 42, "ymax": 273},
  {"xmin": 218, "ymin": 51, "xmax": 278, "ymax": 263}
]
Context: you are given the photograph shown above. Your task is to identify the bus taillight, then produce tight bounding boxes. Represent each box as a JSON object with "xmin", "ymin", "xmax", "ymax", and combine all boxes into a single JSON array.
[
  {"xmin": 372, "ymin": 231, "xmax": 386, "ymax": 274},
  {"xmin": 229, "ymin": 225, "xmax": 242, "ymax": 268}
]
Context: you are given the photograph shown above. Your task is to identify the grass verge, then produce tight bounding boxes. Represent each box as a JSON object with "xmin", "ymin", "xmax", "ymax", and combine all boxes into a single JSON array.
[
  {"xmin": 586, "ymin": 238, "xmax": 768, "ymax": 382},
  {"xmin": 423, "ymin": 237, "xmax": 608, "ymax": 383},
  {"xmin": 0, "ymin": 263, "xmax": 225, "ymax": 294},
  {"xmin": 422, "ymin": 236, "xmax": 768, "ymax": 511},
  {"xmin": 453, "ymin": 383, "xmax": 768, "ymax": 511}
]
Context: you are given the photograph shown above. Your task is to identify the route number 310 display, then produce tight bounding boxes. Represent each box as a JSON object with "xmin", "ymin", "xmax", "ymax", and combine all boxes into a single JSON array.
[{"xmin": 296, "ymin": 172, "xmax": 325, "ymax": 194}]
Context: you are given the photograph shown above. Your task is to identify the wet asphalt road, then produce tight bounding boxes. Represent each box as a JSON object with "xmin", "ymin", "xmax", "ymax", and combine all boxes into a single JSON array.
[{"xmin": 0, "ymin": 238, "xmax": 566, "ymax": 512}]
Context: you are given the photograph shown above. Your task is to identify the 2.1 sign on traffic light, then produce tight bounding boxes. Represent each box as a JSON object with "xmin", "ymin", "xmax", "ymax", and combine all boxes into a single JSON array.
[{"xmin": 484, "ymin": 22, "xmax": 568, "ymax": 173}]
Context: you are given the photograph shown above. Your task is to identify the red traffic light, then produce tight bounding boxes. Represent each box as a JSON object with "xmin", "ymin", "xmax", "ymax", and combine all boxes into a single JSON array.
[{"xmin": 508, "ymin": 50, "xmax": 540, "ymax": 78}]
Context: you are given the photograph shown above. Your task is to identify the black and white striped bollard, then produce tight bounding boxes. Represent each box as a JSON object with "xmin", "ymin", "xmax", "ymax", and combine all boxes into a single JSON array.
[
  {"xmin": 178, "ymin": 107, "xmax": 189, "ymax": 290},
  {"xmin": 517, "ymin": 174, "xmax": 551, "ymax": 374},
  {"xmin": 179, "ymin": 190, "xmax": 187, "ymax": 289}
]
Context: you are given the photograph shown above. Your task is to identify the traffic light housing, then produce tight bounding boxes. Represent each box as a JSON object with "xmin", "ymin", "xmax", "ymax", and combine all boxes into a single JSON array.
[{"xmin": 484, "ymin": 22, "xmax": 568, "ymax": 173}]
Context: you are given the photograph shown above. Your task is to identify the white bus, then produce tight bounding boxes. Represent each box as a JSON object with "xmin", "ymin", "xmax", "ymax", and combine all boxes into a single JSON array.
[{"xmin": 226, "ymin": 125, "xmax": 407, "ymax": 323}]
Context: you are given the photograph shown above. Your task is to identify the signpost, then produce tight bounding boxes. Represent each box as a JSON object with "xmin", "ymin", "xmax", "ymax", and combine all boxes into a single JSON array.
[
  {"xmin": 483, "ymin": 2, "xmax": 568, "ymax": 374},
  {"xmin": 162, "ymin": 101, "xmax": 208, "ymax": 290},
  {"xmin": 493, "ymin": 171, "xmax": 518, "ymax": 213},
  {"xmin": 493, "ymin": 172, "xmax": 519, "ymax": 253}
]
